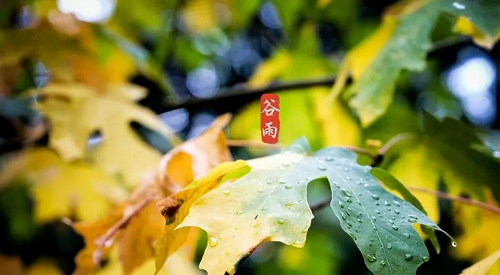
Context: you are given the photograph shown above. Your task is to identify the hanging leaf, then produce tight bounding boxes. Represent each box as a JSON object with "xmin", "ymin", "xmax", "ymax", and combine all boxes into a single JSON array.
[{"xmin": 175, "ymin": 139, "xmax": 452, "ymax": 275}]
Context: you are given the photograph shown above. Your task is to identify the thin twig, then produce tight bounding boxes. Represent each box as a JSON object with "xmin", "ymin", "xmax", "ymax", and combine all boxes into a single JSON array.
[
  {"xmin": 407, "ymin": 186, "xmax": 500, "ymax": 215},
  {"xmin": 378, "ymin": 133, "xmax": 416, "ymax": 155},
  {"xmin": 226, "ymin": 139, "xmax": 282, "ymax": 150}
]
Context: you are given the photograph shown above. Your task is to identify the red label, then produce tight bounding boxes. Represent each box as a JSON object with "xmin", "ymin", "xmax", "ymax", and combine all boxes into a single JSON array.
[{"xmin": 260, "ymin": 94, "xmax": 280, "ymax": 144}]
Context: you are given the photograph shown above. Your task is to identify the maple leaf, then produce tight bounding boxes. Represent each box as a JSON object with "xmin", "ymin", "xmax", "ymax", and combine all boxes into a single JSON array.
[
  {"xmin": 332, "ymin": 0, "xmax": 500, "ymax": 126},
  {"xmin": 35, "ymin": 83, "xmax": 180, "ymax": 187},
  {"xmin": 0, "ymin": 148, "xmax": 122, "ymax": 222},
  {"xmin": 460, "ymin": 250, "xmax": 500, "ymax": 275},
  {"xmin": 74, "ymin": 114, "xmax": 232, "ymax": 275},
  {"xmin": 177, "ymin": 139, "xmax": 452, "ymax": 275}
]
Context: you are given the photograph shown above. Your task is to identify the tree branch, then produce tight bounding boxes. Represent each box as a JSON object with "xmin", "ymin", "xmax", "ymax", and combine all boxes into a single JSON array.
[
  {"xmin": 407, "ymin": 186, "xmax": 500, "ymax": 215},
  {"xmin": 150, "ymin": 36, "xmax": 471, "ymax": 114}
]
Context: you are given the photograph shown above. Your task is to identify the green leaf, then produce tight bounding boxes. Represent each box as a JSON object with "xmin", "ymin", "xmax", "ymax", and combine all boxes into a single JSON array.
[
  {"xmin": 371, "ymin": 167, "xmax": 441, "ymax": 254},
  {"xmin": 347, "ymin": 0, "xmax": 442, "ymax": 126},
  {"xmin": 422, "ymin": 113, "xmax": 500, "ymax": 202},
  {"xmin": 178, "ymin": 143, "xmax": 313, "ymax": 275},
  {"xmin": 178, "ymin": 139, "xmax": 452, "ymax": 275}
]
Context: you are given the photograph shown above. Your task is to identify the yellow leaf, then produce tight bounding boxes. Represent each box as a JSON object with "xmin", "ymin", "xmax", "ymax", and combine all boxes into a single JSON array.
[
  {"xmin": 248, "ymin": 51, "xmax": 292, "ymax": 88},
  {"xmin": 154, "ymin": 161, "xmax": 247, "ymax": 274},
  {"xmin": 74, "ymin": 115, "xmax": 232, "ymax": 275},
  {"xmin": 0, "ymin": 148, "xmax": 120, "ymax": 222},
  {"xmin": 461, "ymin": 250, "xmax": 500, "ymax": 275},
  {"xmin": 388, "ymin": 145, "xmax": 440, "ymax": 224},
  {"xmin": 177, "ymin": 151, "xmax": 312, "ymax": 275},
  {"xmin": 36, "ymin": 83, "xmax": 179, "ymax": 186},
  {"xmin": 310, "ymin": 90, "xmax": 361, "ymax": 146},
  {"xmin": 455, "ymin": 199, "xmax": 500, "ymax": 275},
  {"xmin": 455, "ymin": 16, "xmax": 500, "ymax": 50},
  {"xmin": 182, "ymin": 0, "xmax": 216, "ymax": 34}
]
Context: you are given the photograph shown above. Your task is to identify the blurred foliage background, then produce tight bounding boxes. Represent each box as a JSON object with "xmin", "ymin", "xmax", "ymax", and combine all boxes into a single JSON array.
[{"xmin": 1, "ymin": 0, "xmax": 500, "ymax": 274}]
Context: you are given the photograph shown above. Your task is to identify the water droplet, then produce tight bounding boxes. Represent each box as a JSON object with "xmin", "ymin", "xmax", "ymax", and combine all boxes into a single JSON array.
[
  {"xmin": 317, "ymin": 166, "xmax": 327, "ymax": 171},
  {"xmin": 341, "ymin": 212, "xmax": 347, "ymax": 220},
  {"xmin": 405, "ymin": 254, "xmax": 413, "ymax": 261},
  {"xmin": 339, "ymin": 201, "xmax": 344, "ymax": 208},
  {"xmin": 371, "ymin": 194, "xmax": 380, "ymax": 200},
  {"xmin": 375, "ymin": 210, "xmax": 380, "ymax": 214},
  {"xmin": 393, "ymin": 201, "xmax": 401, "ymax": 207},
  {"xmin": 358, "ymin": 193, "xmax": 363, "ymax": 196},
  {"xmin": 387, "ymin": 243, "xmax": 392, "ymax": 250},
  {"xmin": 453, "ymin": 2, "xmax": 465, "ymax": 10},
  {"xmin": 452, "ymin": 241, "xmax": 457, "ymax": 247},
  {"xmin": 301, "ymin": 228, "xmax": 307, "ymax": 233},
  {"xmin": 346, "ymin": 197, "xmax": 353, "ymax": 203},
  {"xmin": 332, "ymin": 182, "xmax": 341, "ymax": 188},
  {"xmin": 341, "ymin": 189, "xmax": 352, "ymax": 197},
  {"xmin": 364, "ymin": 183, "xmax": 370, "ymax": 187},
  {"xmin": 346, "ymin": 176, "xmax": 352, "ymax": 180},
  {"xmin": 379, "ymin": 260, "xmax": 386, "ymax": 266},
  {"xmin": 392, "ymin": 225, "xmax": 399, "ymax": 231},
  {"xmin": 285, "ymin": 202, "xmax": 294, "ymax": 208},
  {"xmin": 225, "ymin": 250, "xmax": 230, "ymax": 255},
  {"xmin": 257, "ymin": 188, "xmax": 263, "ymax": 193},
  {"xmin": 277, "ymin": 219, "xmax": 285, "ymax": 225},
  {"xmin": 371, "ymin": 216, "xmax": 377, "ymax": 221},
  {"xmin": 236, "ymin": 210, "xmax": 243, "ymax": 215},
  {"xmin": 278, "ymin": 179, "xmax": 286, "ymax": 184},
  {"xmin": 253, "ymin": 221, "xmax": 260, "ymax": 227},
  {"xmin": 223, "ymin": 190, "xmax": 230, "ymax": 196},
  {"xmin": 408, "ymin": 218, "xmax": 417, "ymax": 223},
  {"xmin": 375, "ymin": 202, "xmax": 380, "ymax": 206},
  {"xmin": 384, "ymin": 201, "xmax": 391, "ymax": 206},
  {"xmin": 386, "ymin": 207, "xmax": 392, "ymax": 211},
  {"xmin": 366, "ymin": 255, "xmax": 377, "ymax": 263},
  {"xmin": 285, "ymin": 185, "xmax": 293, "ymax": 189},
  {"xmin": 408, "ymin": 215, "xmax": 418, "ymax": 219},
  {"xmin": 325, "ymin": 156, "xmax": 334, "ymax": 161},
  {"xmin": 422, "ymin": 256, "xmax": 430, "ymax": 262},
  {"xmin": 403, "ymin": 233, "xmax": 410, "ymax": 238},
  {"xmin": 346, "ymin": 210, "xmax": 351, "ymax": 216},
  {"xmin": 208, "ymin": 237, "xmax": 219, "ymax": 247},
  {"xmin": 267, "ymin": 180, "xmax": 273, "ymax": 184},
  {"xmin": 357, "ymin": 219, "xmax": 362, "ymax": 223},
  {"xmin": 394, "ymin": 209, "xmax": 400, "ymax": 214},
  {"xmin": 347, "ymin": 221, "xmax": 352, "ymax": 228},
  {"xmin": 261, "ymin": 207, "xmax": 267, "ymax": 211},
  {"xmin": 349, "ymin": 233, "xmax": 357, "ymax": 241}
]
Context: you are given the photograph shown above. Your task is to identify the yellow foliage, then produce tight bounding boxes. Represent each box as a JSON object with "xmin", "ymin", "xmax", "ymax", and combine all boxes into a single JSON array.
[
  {"xmin": 0, "ymin": 148, "xmax": 121, "ymax": 222},
  {"xmin": 460, "ymin": 250, "xmax": 500, "ymax": 275},
  {"xmin": 35, "ymin": 83, "xmax": 179, "ymax": 187}
]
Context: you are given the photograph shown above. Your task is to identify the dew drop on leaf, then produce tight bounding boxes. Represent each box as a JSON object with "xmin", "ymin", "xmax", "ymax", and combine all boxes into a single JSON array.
[
  {"xmin": 277, "ymin": 219, "xmax": 285, "ymax": 225},
  {"xmin": 285, "ymin": 185, "xmax": 293, "ymax": 189},
  {"xmin": 405, "ymin": 254, "xmax": 413, "ymax": 261},
  {"xmin": 332, "ymin": 182, "xmax": 341, "ymax": 188},
  {"xmin": 387, "ymin": 243, "xmax": 392, "ymax": 249},
  {"xmin": 452, "ymin": 241, "xmax": 457, "ymax": 247},
  {"xmin": 366, "ymin": 255, "xmax": 377, "ymax": 262},
  {"xmin": 278, "ymin": 179, "xmax": 286, "ymax": 184},
  {"xmin": 391, "ymin": 225, "xmax": 399, "ymax": 231},
  {"xmin": 223, "ymin": 190, "xmax": 230, "ymax": 196},
  {"xmin": 341, "ymin": 189, "xmax": 352, "ymax": 197},
  {"xmin": 236, "ymin": 210, "xmax": 243, "ymax": 215},
  {"xmin": 208, "ymin": 237, "xmax": 219, "ymax": 247},
  {"xmin": 403, "ymin": 233, "xmax": 410, "ymax": 238},
  {"xmin": 408, "ymin": 218, "xmax": 417, "ymax": 223},
  {"xmin": 339, "ymin": 201, "xmax": 344, "ymax": 208},
  {"xmin": 422, "ymin": 256, "xmax": 430, "ymax": 262},
  {"xmin": 370, "ymin": 194, "xmax": 380, "ymax": 200},
  {"xmin": 258, "ymin": 188, "xmax": 263, "ymax": 193},
  {"xmin": 325, "ymin": 156, "xmax": 334, "ymax": 161},
  {"xmin": 380, "ymin": 260, "xmax": 386, "ymax": 266},
  {"xmin": 317, "ymin": 166, "xmax": 327, "ymax": 171}
]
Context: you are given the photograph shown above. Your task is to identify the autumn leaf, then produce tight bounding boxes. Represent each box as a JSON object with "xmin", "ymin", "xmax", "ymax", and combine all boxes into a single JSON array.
[
  {"xmin": 0, "ymin": 148, "xmax": 122, "ymax": 222},
  {"xmin": 460, "ymin": 250, "xmax": 500, "ymax": 275},
  {"xmin": 36, "ymin": 83, "xmax": 180, "ymax": 187},
  {"xmin": 74, "ymin": 114, "xmax": 232, "ymax": 275},
  {"xmin": 177, "ymin": 139, "xmax": 451, "ymax": 275},
  {"xmin": 455, "ymin": 16, "xmax": 500, "ymax": 50}
]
